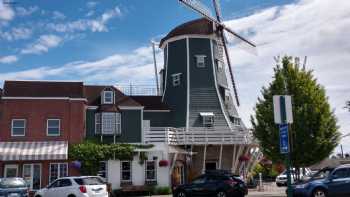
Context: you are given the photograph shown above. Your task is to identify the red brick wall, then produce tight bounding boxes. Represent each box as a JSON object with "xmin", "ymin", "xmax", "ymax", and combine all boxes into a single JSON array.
[{"xmin": 0, "ymin": 99, "xmax": 85, "ymax": 144}]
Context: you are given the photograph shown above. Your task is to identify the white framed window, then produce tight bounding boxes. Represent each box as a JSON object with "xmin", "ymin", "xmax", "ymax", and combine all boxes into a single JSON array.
[
  {"xmin": 97, "ymin": 161, "xmax": 107, "ymax": 179},
  {"xmin": 171, "ymin": 73, "xmax": 182, "ymax": 87},
  {"xmin": 145, "ymin": 161, "xmax": 157, "ymax": 181},
  {"xmin": 121, "ymin": 161, "xmax": 132, "ymax": 183},
  {"xmin": 47, "ymin": 119, "xmax": 60, "ymax": 136},
  {"xmin": 203, "ymin": 116, "xmax": 214, "ymax": 127},
  {"xmin": 200, "ymin": 112, "xmax": 214, "ymax": 127},
  {"xmin": 49, "ymin": 163, "xmax": 68, "ymax": 184},
  {"xmin": 232, "ymin": 117, "xmax": 241, "ymax": 126},
  {"xmin": 103, "ymin": 91, "xmax": 114, "ymax": 104},
  {"xmin": 195, "ymin": 55, "xmax": 206, "ymax": 68},
  {"xmin": 95, "ymin": 113, "xmax": 101, "ymax": 134},
  {"xmin": 4, "ymin": 164, "xmax": 18, "ymax": 177},
  {"xmin": 101, "ymin": 112, "xmax": 121, "ymax": 135},
  {"xmin": 11, "ymin": 119, "xmax": 26, "ymax": 136}
]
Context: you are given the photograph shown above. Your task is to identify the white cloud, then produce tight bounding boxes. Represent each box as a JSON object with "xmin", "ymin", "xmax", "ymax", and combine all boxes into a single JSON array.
[
  {"xmin": 21, "ymin": 34, "xmax": 62, "ymax": 55},
  {"xmin": 15, "ymin": 6, "xmax": 39, "ymax": 16},
  {"xmin": 0, "ymin": 27, "xmax": 32, "ymax": 41},
  {"xmin": 47, "ymin": 6, "xmax": 122, "ymax": 33},
  {"xmin": 0, "ymin": 45, "xmax": 161, "ymax": 84},
  {"xmin": 86, "ymin": 1, "xmax": 98, "ymax": 9},
  {"xmin": 0, "ymin": 0, "xmax": 15, "ymax": 21},
  {"xmin": 0, "ymin": 55, "xmax": 18, "ymax": 64},
  {"xmin": 52, "ymin": 11, "xmax": 66, "ymax": 20},
  {"xmin": 221, "ymin": 0, "xmax": 350, "ymax": 151}
]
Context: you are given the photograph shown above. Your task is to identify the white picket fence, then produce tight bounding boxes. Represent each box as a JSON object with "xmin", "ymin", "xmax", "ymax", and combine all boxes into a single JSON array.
[{"xmin": 144, "ymin": 127, "xmax": 252, "ymax": 145}]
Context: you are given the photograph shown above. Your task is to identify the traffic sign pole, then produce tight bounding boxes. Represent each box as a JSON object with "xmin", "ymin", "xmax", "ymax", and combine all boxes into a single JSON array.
[{"xmin": 279, "ymin": 96, "xmax": 293, "ymax": 197}]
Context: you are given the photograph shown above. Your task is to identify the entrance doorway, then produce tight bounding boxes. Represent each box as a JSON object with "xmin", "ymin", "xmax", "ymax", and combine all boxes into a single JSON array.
[
  {"xmin": 23, "ymin": 164, "xmax": 41, "ymax": 190},
  {"xmin": 205, "ymin": 161, "xmax": 217, "ymax": 171},
  {"xmin": 4, "ymin": 164, "xmax": 18, "ymax": 177}
]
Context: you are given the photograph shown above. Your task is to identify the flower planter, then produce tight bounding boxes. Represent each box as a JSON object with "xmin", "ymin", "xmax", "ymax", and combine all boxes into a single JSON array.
[{"xmin": 159, "ymin": 160, "xmax": 169, "ymax": 167}]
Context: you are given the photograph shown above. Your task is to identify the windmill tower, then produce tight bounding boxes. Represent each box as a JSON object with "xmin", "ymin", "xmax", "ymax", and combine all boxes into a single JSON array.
[
  {"xmin": 155, "ymin": 0, "xmax": 259, "ymax": 176},
  {"xmin": 159, "ymin": 0, "xmax": 256, "ymax": 131}
]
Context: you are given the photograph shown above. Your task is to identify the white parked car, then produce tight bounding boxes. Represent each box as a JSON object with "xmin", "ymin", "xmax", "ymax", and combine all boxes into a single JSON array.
[
  {"xmin": 276, "ymin": 168, "xmax": 311, "ymax": 186},
  {"xmin": 34, "ymin": 176, "xmax": 108, "ymax": 197}
]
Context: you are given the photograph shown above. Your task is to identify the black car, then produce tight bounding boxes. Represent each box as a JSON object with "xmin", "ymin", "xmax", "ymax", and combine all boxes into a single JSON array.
[
  {"xmin": 0, "ymin": 177, "xmax": 29, "ymax": 197},
  {"xmin": 173, "ymin": 170, "xmax": 248, "ymax": 197}
]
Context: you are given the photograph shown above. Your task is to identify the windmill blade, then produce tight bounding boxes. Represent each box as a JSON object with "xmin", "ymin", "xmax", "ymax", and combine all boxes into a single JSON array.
[
  {"xmin": 212, "ymin": 0, "xmax": 223, "ymax": 21},
  {"xmin": 179, "ymin": 0, "xmax": 220, "ymax": 25},
  {"xmin": 223, "ymin": 25, "xmax": 256, "ymax": 48},
  {"xmin": 220, "ymin": 31, "xmax": 240, "ymax": 106}
]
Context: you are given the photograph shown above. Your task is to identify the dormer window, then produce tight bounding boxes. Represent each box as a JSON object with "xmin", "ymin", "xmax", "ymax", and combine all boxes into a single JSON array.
[
  {"xmin": 200, "ymin": 112, "xmax": 214, "ymax": 127},
  {"xmin": 103, "ymin": 90, "xmax": 114, "ymax": 104},
  {"xmin": 195, "ymin": 55, "xmax": 206, "ymax": 68},
  {"xmin": 172, "ymin": 73, "xmax": 182, "ymax": 87}
]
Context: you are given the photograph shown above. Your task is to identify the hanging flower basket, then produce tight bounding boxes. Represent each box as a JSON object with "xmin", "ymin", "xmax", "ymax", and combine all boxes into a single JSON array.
[
  {"xmin": 239, "ymin": 155, "xmax": 250, "ymax": 162},
  {"xmin": 159, "ymin": 160, "xmax": 169, "ymax": 167}
]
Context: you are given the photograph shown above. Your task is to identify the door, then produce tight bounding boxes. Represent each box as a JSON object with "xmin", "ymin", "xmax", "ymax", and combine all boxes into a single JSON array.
[
  {"xmin": 205, "ymin": 162, "xmax": 217, "ymax": 171},
  {"xmin": 23, "ymin": 164, "xmax": 41, "ymax": 190},
  {"xmin": 327, "ymin": 168, "xmax": 350, "ymax": 197},
  {"xmin": 4, "ymin": 164, "xmax": 18, "ymax": 177}
]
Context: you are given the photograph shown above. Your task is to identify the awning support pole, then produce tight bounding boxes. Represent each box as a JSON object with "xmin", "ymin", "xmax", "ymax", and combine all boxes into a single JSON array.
[
  {"xmin": 231, "ymin": 144, "xmax": 236, "ymax": 173},
  {"xmin": 219, "ymin": 144, "xmax": 223, "ymax": 169},
  {"xmin": 202, "ymin": 144, "xmax": 207, "ymax": 173}
]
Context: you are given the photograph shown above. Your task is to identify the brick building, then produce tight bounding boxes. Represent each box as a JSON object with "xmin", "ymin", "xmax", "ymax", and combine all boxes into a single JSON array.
[{"xmin": 0, "ymin": 81, "xmax": 86, "ymax": 190}]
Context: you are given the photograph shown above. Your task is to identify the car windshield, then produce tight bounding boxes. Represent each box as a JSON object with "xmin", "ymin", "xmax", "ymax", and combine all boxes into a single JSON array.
[
  {"xmin": 310, "ymin": 168, "xmax": 334, "ymax": 180},
  {"xmin": 74, "ymin": 177, "xmax": 104, "ymax": 185},
  {"xmin": 0, "ymin": 178, "xmax": 27, "ymax": 188}
]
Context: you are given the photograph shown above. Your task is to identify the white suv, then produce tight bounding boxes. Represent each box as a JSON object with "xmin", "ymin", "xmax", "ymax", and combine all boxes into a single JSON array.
[{"xmin": 35, "ymin": 176, "xmax": 108, "ymax": 197}]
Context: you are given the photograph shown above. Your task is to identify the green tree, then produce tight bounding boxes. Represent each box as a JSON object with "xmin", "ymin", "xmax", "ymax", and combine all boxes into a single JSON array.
[{"xmin": 251, "ymin": 56, "xmax": 340, "ymax": 170}]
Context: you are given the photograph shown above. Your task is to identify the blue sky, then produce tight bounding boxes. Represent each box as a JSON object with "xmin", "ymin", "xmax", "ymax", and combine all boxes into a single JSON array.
[
  {"xmin": 1, "ymin": 0, "xmax": 350, "ymax": 153},
  {"xmin": 0, "ymin": 0, "xmax": 293, "ymax": 74}
]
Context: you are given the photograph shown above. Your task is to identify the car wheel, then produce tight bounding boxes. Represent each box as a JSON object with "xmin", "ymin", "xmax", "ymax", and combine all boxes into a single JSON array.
[
  {"xmin": 176, "ymin": 191, "xmax": 186, "ymax": 197},
  {"xmin": 312, "ymin": 188, "xmax": 327, "ymax": 197},
  {"xmin": 216, "ymin": 191, "xmax": 227, "ymax": 197},
  {"xmin": 67, "ymin": 195, "xmax": 76, "ymax": 197}
]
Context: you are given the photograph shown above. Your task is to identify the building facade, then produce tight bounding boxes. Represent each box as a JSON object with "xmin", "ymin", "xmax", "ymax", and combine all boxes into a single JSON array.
[
  {"xmin": 0, "ymin": 81, "xmax": 86, "ymax": 190},
  {"xmin": 0, "ymin": 18, "xmax": 261, "ymax": 191}
]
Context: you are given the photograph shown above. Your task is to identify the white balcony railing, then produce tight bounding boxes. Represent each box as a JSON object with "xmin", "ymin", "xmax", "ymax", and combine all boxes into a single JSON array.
[{"xmin": 144, "ymin": 127, "xmax": 253, "ymax": 145}]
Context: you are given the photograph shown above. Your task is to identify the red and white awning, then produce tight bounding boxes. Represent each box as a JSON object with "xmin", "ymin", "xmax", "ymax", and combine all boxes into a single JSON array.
[{"xmin": 0, "ymin": 141, "xmax": 68, "ymax": 161}]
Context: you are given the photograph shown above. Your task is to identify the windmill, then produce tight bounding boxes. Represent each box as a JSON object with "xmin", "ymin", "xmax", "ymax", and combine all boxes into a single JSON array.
[{"xmin": 179, "ymin": 0, "xmax": 256, "ymax": 106}]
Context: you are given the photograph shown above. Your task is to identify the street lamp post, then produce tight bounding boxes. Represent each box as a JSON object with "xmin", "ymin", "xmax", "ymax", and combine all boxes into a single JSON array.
[{"xmin": 340, "ymin": 133, "xmax": 350, "ymax": 158}]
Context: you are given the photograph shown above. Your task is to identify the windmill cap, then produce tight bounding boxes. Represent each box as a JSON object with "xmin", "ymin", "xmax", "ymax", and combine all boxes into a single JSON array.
[{"xmin": 160, "ymin": 18, "xmax": 215, "ymax": 48}]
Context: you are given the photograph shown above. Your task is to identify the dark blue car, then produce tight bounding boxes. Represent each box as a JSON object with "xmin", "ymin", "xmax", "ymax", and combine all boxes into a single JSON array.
[
  {"xmin": 0, "ymin": 177, "xmax": 29, "ymax": 197},
  {"xmin": 173, "ymin": 170, "xmax": 247, "ymax": 197},
  {"xmin": 291, "ymin": 164, "xmax": 350, "ymax": 197}
]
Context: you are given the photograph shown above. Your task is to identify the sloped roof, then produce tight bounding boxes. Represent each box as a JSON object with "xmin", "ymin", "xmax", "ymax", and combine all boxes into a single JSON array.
[
  {"xmin": 84, "ymin": 85, "xmax": 141, "ymax": 107},
  {"xmin": 3, "ymin": 80, "xmax": 84, "ymax": 98},
  {"xmin": 130, "ymin": 96, "xmax": 170, "ymax": 110},
  {"xmin": 160, "ymin": 18, "xmax": 214, "ymax": 47}
]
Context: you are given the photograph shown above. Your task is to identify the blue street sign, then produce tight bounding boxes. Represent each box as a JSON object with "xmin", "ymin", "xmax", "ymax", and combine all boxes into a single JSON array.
[{"xmin": 279, "ymin": 123, "xmax": 289, "ymax": 154}]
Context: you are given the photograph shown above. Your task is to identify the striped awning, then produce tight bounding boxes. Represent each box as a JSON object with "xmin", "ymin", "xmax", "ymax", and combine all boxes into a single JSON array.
[{"xmin": 0, "ymin": 141, "xmax": 68, "ymax": 161}]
